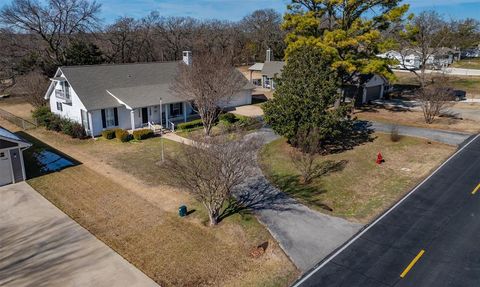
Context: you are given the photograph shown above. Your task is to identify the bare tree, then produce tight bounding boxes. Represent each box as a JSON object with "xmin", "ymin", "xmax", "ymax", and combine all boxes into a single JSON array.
[
  {"xmin": 17, "ymin": 71, "xmax": 49, "ymax": 108},
  {"xmin": 398, "ymin": 11, "xmax": 451, "ymax": 87},
  {"xmin": 417, "ymin": 74, "xmax": 454, "ymax": 124},
  {"xmin": 170, "ymin": 51, "xmax": 246, "ymax": 136},
  {"xmin": 163, "ymin": 135, "xmax": 261, "ymax": 226},
  {"xmin": 104, "ymin": 17, "xmax": 138, "ymax": 63},
  {"xmin": 289, "ymin": 129, "xmax": 346, "ymax": 184},
  {"xmin": 240, "ymin": 9, "xmax": 286, "ymax": 62},
  {"xmin": 0, "ymin": 0, "xmax": 101, "ymax": 66}
]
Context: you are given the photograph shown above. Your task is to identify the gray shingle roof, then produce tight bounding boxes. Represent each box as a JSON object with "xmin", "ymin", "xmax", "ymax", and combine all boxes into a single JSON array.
[
  {"xmin": 60, "ymin": 62, "xmax": 179, "ymax": 110},
  {"xmin": 59, "ymin": 61, "xmax": 254, "ymax": 111},
  {"xmin": 261, "ymin": 61, "xmax": 285, "ymax": 78}
]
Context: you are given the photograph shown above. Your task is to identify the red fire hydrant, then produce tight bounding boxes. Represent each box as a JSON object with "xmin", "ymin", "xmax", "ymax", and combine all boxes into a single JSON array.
[{"xmin": 376, "ymin": 152, "xmax": 384, "ymax": 164}]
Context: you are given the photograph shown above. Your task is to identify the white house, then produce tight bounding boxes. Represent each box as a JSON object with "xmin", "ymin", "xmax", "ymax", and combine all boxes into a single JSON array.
[
  {"xmin": 255, "ymin": 50, "xmax": 388, "ymax": 104},
  {"xmin": 44, "ymin": 52, "xmax": 254, "ymax": 137},
  {"xmin": 0, "ymin": 127, "xmax": 31, "ymax": 186},
  {"xmin": 378, "ymin": 48, "xmax": 460, "ymax": 70},
  {"xmin": 377, "ymin": 50, "xmax": 422, "ymax": 70}
]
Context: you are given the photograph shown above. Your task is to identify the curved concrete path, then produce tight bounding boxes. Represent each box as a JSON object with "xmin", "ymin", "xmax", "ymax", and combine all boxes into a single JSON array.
[
  {"xmin": 239, "ymin": 129, "xmax": 362, "ymax": 271},
  {"xmin": 0, "ymin": 182, "xmax": 159, "ymax": 287}
]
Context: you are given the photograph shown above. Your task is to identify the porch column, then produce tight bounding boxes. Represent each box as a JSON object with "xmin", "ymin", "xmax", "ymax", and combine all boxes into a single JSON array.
[
  {"xmin": 362, "ymin": 88, "xmax": 367, "ymax": 104},
  {"xmin": 130, "ymin": 110, "xmax": 135, "ymax": 130},
  {"xmin": 88, "ymin": 112, "xmax": 94, "ymax": 138},
  {"xmin": 183, "ymin": 102, "xmax": 187, "ymax": 122},
  {"xmin": 165, "ymin": 104, "xmax": 169, "ymax": 124}
]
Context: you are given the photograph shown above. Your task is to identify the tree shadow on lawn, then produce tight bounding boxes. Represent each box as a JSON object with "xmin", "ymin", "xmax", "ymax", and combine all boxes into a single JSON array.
[
  {"xmin": 269, "ymin": 174, "xmax": 333, "ymax": 211},
  {"xmin": 326, "ymin": 122, "xmax": 375, "ymax": 154},
  {"xmin": 219, "ymin": 159, "xmax": 348, "ymax": 221}
]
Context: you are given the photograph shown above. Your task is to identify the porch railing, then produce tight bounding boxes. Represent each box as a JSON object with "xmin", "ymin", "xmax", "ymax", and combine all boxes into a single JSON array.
[{"xmin": 166, "ymin": 120, "xmax": 175, "ymax": 132}]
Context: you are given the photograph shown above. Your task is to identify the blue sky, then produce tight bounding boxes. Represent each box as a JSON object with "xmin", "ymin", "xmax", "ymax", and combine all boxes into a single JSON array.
[{"xmin": 1, "ymin": 0, "xmax": 480, "ymax": 23}]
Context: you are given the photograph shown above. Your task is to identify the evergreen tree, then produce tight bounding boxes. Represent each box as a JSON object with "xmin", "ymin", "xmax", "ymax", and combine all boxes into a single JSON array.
[
  {"xmin": 65, "ymin": 41, "xmax": 104, "ymax": 66},
  {"xmin": 283, "ymin": 0, "xmax": 409, "ymax": 89},
  {"xmin": 263, "ymin": 46, "xmax": 353, "ymax": 150}
]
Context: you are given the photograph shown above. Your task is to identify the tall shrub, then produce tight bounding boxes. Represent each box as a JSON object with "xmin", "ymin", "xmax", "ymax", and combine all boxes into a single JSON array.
[{"xmin": 263, "ymin": 46, "xmax": 353, "ymax": 150}]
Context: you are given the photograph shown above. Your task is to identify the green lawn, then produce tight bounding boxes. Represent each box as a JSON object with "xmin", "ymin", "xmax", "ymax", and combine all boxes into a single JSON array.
[{"xmin": 259, "ymin": 133, "xmax": 455, "ymax": 223}]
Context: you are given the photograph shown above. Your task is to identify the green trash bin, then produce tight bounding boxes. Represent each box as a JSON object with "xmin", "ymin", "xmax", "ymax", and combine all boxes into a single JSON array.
[{"xmin": 179, "ymin": 205, "xmax": 187, "ymax": 217}]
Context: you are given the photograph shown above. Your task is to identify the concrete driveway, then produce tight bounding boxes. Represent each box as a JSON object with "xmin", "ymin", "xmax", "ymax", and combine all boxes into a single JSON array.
[
  {"xmin": 229, "ymin": 105, "xmax": 264, "ymax": 119},
  {"xmin": 238, "ymin": 129, "xmax": 362, "ymax": 272},
  {"xmin": 0, "ymin": 182, "xmax": 158, "ymax": 287}
]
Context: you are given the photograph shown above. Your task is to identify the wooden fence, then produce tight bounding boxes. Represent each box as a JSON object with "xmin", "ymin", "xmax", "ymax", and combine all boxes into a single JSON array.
[{"xmin": 0, "ymin": 108, "xmax": 37, "ymax": 130}]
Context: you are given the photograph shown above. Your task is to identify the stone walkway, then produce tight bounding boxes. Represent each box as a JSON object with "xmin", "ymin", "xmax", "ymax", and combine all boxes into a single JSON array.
[{"xmin": 0, "ymin": 182, "xmax": 159, "ymax": 287}]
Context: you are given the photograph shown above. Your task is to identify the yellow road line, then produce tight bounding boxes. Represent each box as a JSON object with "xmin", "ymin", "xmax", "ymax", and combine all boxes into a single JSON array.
[
  {"xmin": 400, "ymin": 250, "xmax": 425, "ymax": 279},
  {"xmin": 472, "ymin": 183, "xmax": 480, "ymax": 195}
]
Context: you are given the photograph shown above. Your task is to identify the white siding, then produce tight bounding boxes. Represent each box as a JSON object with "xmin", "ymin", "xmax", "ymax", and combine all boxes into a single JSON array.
[
  {"xmin": 48, "ymin": 71, "xmax": 87, "ymax": 124},
  {"xmin": 222, "ymin": 90, "xmax": 252, "ymax": 108},
  {"xmin": 90, "ymin": 107, "xmax": 132, "ymax": 136}
]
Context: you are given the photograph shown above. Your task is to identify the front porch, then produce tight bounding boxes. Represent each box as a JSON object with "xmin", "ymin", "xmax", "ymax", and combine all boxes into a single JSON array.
[{"xmin": 129, "ymin": 101, "xmax": 199, "ymax": 132}]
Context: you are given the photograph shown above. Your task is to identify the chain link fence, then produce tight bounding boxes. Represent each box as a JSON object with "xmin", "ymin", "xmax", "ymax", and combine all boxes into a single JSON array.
[{"xmin": 0, "ymin": 108, "xmax": 37, "ymax": 130}]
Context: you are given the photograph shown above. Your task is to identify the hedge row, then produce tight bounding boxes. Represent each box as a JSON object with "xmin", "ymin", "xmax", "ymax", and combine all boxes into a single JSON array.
[
  {"xmin": 32, "ymin": 106, "xmax": 87, "ymax": 139},
  {"xmin": 102, "ymin": 128, "xmax": 154, "ymax": 142},
  {"xmin": 177, "ymin": 119, "xmax": 203, "ymax": 130},
  {"xmin": 133, "ymin": 129, "xmax": 154, "ymax": 140}
]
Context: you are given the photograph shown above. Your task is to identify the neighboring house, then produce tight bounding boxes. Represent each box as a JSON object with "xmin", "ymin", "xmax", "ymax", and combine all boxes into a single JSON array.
[
  {"xmin": 256, "ymin": 50, "xmax": 388, "ymax": 104},
  {"xmin": 248, "ymin": 62, "xmax": 264, "ymax": 87},
  {"xmin": 0, "ymin": 127, "xmax": 31, "ymax": 186},
  {"xmin": 44, "ymin": 51, "xmax": 254, "ymax": 137},
  {"xmin": 377, "ymin": 50, "xmax": 422, "ymax": 70},
  {"xmin": 378, "ymin": 48, "xmax": 460, "ymax": 70},
  {"xmin": 261, "ymin": 61, "xmax": 286, "ymax": 90},
  {"xmin": 343, "ymin": 74, "xmax": 390, "ymax": 105},
  {"xmin": 425, "ymin": 48, "xmax": 453, "ymax": 69}
]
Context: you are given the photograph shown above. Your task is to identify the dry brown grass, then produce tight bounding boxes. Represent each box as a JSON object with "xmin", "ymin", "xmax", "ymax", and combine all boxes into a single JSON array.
[
  {"xmin": 393, "ymin": 72, "xmax": 480, "ymax": 99},
  {"xmin": 260, "ymin": 134, "xmax": 455, "ymax": 223},
  {"xmin": 0, "ymin": 96, "xmax": 35, "ymax": 121},
  {"xmin": 355, "ymin": 107, "xmax": 480, "ymax": 134},
  {"xmin": 24, "ymin": 128, "xmax": 298, "ymax": 287}
]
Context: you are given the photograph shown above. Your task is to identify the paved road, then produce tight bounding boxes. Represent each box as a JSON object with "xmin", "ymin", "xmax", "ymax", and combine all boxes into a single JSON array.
[
  {"xmin": 370, "ymin": 122, "xmax": 472, "ymax": 146},
  {"xmin": 294, "ymin": 134, "xmax": 480, "ymax": 287},
  {"xmin": 374, "ymin": 99, "xmax": 480, "ymax": 122},
  {"xmin": 0, "ymin": 182, "xmax": 158, "ymax": 287},
  {"xmin": 394, "ymin": 67, "xmax": 480, "ymax": 76},
  {"xmin": 240, "ymin": 129, "xmax": 362, "ymax": 271}
]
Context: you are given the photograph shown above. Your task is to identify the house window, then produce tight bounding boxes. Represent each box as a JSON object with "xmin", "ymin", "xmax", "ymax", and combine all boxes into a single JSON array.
[
  {"xmin": 170, "ymin": 103, "xmax": 183, "ymax": 117},
  {"xmin": 105, "ymin": 108, "xmax": 116, "ymax": 127},
  {"xmin": 0, "ymin": 152, "xmax": 5, "ymax": 158},
  {"xmin": 56, "ymin": 102, "xmax": 63, "ymax": 111},
  {"xmin": 64, "ymin": 81, "xmax": 71, "ymax": 100}
]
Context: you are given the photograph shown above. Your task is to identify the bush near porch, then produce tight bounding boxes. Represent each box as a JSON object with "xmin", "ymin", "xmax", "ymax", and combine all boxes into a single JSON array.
[
  {"xmin": 32, "ymin": 106, "xmax": 87, "ymax": 139},
  {"xmin": 177, "ymin": 114, "xmax": 262, "ymax": 139},
  {"xmin": 132, "ymin": 129, "xmax": 154, "ymax": 140},
  {"xmin": 259, "ymin": 133, "xmax": 455, "ymax": 223}
]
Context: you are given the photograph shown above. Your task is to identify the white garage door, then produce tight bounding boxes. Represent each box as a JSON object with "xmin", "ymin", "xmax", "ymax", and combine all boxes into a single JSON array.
[
  {"xmin": 225, "ymin": 90, "xmax": 252, "ymax": 108},
  {"xmin": 0, "ymin": 151, "xmax": 13, "ymax": 186}
]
